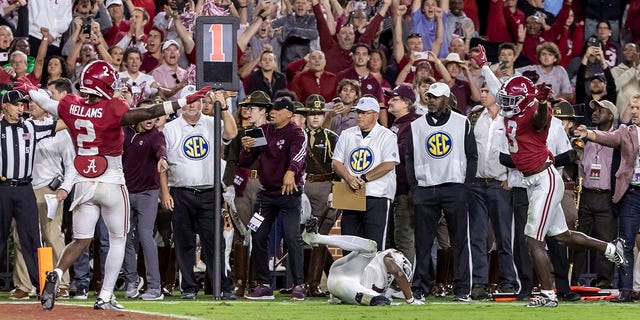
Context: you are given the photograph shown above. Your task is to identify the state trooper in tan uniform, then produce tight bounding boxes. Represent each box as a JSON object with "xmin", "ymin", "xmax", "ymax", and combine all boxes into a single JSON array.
[{"xmin": 298, "ymin": 94, "xmax": 340, "ymax": 296}]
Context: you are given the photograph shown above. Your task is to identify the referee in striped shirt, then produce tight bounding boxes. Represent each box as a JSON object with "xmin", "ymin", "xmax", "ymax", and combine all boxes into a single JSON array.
[{"xmin": 0, "ymin": 90, "xmax": 59, "ymax": 290}]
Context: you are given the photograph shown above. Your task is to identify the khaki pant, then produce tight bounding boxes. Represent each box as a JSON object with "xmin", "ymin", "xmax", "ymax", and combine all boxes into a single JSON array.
[{"xmin": 13, "ymin": 187, "xmax": 70, "ymax": 291}]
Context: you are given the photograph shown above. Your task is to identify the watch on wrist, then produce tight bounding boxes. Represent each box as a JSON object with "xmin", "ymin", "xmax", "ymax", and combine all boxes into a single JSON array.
[{"xmin": 360, "ymin": 174, "xmax": 368, "ymax": 182}]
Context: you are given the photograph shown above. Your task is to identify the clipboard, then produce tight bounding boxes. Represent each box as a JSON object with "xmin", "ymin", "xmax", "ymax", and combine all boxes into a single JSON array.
[
  {"xmin": 245, "ymin": 127, "xmax": 267, "ymax": 147},
  {"xmin": 331, "ymin": 181, "xmax": 366, "ymax": 211}
]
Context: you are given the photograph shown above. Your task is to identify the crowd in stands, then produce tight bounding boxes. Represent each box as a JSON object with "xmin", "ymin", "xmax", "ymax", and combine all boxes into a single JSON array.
[{"xmin": 2, "ymin": 0, "xmax": 640, "ymax": 304}]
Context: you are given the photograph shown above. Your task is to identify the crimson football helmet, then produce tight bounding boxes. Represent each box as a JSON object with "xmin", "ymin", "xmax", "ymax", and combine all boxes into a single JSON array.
[
  {"xmin": 79, "ymin": 60, "xmax": 121, "ymax": 99},
  {"xmin": 496, "ymin": 76, "xmax": 536, "ymax": 117}
]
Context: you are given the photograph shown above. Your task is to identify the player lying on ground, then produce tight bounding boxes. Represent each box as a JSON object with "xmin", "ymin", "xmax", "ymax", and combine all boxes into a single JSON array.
[{"xmin": 301, "ymin": 218, "xmax": 422, "ymax": 306}]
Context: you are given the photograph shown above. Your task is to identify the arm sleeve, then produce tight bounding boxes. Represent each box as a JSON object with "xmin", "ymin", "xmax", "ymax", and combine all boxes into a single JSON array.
[
  {"xmin": 499, "ymin": 152, "xmax": 516, "ymax": 168},
  {"xmin": 405, "ymin": 131, "xmax": 418, "ymax": 191},
  {"xmin": 153, "ymin": 132, "xmax": 167, "ymax": 160},
  {"xmin": 312, "ymin": 4, "xmax": 338, "ymax": 52},
  {"xmin": 553, "ymin": 149, "xmax": 575, "ymax": 167},
  {"xmin": 464, "ymin": 120, "xmax": 478, "ymax": 183},
  {"xmin": 359, "ymin": 13, "xmax": 384, "ymax": 47},
  {"xmin": 59, "ymin": 132, "xmax": 78, "ymax": 192},
  {"xmin": 481, "ymin": 65, "xmax": 502, "ymax": 96},
  {"xmin": 30, "ymin": 89, "xmax": 59, "ymax": 116},
  {"xmin": 287, "ymin": 127, "xmax": 308, "ymax": 174}
]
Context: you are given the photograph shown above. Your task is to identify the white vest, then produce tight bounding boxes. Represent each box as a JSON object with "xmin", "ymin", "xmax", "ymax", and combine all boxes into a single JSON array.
[{"xmin": 410, "ymin": 113, "xmax": 468, "ymax": 186}]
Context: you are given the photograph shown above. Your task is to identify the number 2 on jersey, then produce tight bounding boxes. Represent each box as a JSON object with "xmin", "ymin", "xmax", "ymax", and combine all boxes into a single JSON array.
[
  {"xmin": 75, "ymin": 119, "xmax": 98, "ymax": 155},
  {"xmin": 506, "ymin": 120, "xmax": 518, "ymax": 153}
]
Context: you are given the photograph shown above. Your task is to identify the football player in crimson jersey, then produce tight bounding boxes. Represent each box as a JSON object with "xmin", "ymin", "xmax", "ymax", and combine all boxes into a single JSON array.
[
  {"xmin": 14, "ymin": 60, "xmax": 212, "ymax": 311},
  {"xmin": 472, "ymin": 45, "xmax": 628, "ymax": 307}
]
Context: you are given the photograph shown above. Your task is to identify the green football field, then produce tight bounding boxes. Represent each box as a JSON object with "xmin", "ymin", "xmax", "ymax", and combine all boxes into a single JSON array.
[{"xmin": 12, "ymin": 293, "xmax": 638, "ymax": 320}]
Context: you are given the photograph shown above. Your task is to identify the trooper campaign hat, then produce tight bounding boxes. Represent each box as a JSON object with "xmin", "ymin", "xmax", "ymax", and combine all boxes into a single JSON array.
[
  {"xmin": 552, "ymin": 100, "xmax": 583, "ymax": 119},
  {"xmin": 239, "ymin": 90, "xmax": 272, "ymax": 107},
  {"xmin": 297, "ymin": 94, "xmax": 331, "ymax": 113}
]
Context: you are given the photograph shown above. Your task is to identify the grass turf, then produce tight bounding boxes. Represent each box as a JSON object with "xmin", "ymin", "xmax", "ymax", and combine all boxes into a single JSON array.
[{"xmin": 6, "ymin": 292, "xmax": 638, "ymax": 320}]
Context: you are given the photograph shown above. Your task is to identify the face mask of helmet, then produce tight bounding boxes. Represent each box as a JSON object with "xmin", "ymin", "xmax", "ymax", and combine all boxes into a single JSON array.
[{"xmin": 497, "ymin": 93, "xmax": 525, "ymax": 117}]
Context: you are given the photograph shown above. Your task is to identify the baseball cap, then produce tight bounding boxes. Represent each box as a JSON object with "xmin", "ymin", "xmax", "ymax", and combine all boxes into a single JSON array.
[
  {"xmin": 239, "ymin": 90, "xmax": 272, "ymax": 107},
  {"xmin": 385, "ymin": 85, "xmax": 416, "ymax": 103},
  {"xmin": 179, "ymin": 85, "xmax": 197, "ymax": 99},
  {"xmin": 105, "ymin": 0, "xmax": 123, "ymax": 7},
  {"xmin": 354, "ymin": 96, "xmax": 380, "ymax": 113},
  {"xmin": 162, "ymin": 39, "xmax": 180, "ymax": 51},
  {"xmin": 426, "ymin": 82, "xmax": 450, "ymax": 98},
  {"xmin": 589, "ymin": 73, "xmax": 606, "ymax": 83},
  {"xmin": 1, "ymin": 90, "xmax": 29, "ymax": 105},
  {"xmin": 272, "ymin": 98, "xmax": 296, "ymax": 113},
  {"xmin": 589, "ymin": 99, "xmax": 618, "ymax": 120}
]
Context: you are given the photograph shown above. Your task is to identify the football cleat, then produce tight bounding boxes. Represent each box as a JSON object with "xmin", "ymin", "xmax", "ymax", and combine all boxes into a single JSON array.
[{"xmin": 41, "ymin": 271, "xmax": 60, "ymax": 310}]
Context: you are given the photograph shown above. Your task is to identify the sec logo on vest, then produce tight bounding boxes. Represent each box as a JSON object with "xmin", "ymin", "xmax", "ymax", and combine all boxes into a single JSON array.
[
  {"xmin": 425, "ymin": 132, "xmax": 452, "ymax": 159},
  {"xmin": 182, "ymin": 135, "xmax": 210, "ymax": 159},
  {"xmin": 349, "ymin": 147, "xmax": 374, "ymax": 173}
]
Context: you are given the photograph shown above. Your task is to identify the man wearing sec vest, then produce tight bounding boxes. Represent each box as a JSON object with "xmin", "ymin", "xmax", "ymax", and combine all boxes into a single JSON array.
[
  {"xmin": 332, "ymin": 96, "xmax": 399, "ymax": 253},
  {"xmin": 405, "ymin": 83, "xmax": 477, "ymax": 302},
  {"xmin": 160, "ymin": 86, "xmax": 238, "ymax": 300}
]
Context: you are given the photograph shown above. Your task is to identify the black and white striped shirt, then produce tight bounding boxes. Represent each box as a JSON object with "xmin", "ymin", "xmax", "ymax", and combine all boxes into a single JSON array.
[{"xmin": 0, "ymin": 119, "xmax": 56, "ymax": 180}]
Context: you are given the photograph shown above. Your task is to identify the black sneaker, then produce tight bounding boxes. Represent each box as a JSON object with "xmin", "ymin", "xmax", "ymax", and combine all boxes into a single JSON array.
[
  {"xmin": 220, "ymin": 291, "xmax": 237, "ymax": 300},
  {"xmin": 557, "ymin": 291, "xmax": 581, "ymax": 302},
  {"xmin": 291, "ymin": 284, "xmax": 305, "ymax": 301},
  {"xmin": 370, "ymin": 295, "xmax": 391, "ymax": 306},
  {"xmin": 471, "ymin": 285, "xmax": 490, "ymax": 300},
  {"xmin": 41, "ymin": 271, "xmax": 60, "ymax": 310}
]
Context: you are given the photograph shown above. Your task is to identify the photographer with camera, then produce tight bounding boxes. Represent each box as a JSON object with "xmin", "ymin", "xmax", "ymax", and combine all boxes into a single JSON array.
[
  {"xmin": 574, "ymin": 35, "xmax": 616, "ymax": 126},
  {"xmin": 61, "ymin": 0, "xmax": 112, "ymax": 58}
]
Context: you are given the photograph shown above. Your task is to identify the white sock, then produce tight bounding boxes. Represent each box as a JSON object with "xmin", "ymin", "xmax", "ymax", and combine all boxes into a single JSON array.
[
  {"xmin": 99, "ymin": 235, "xmax": 126, "ymax": 301},
  {"xmin": 605, "ymin": 243, "xmax": 615, "ymax": 258},
  {"xmin": 54, "ymin": 268, "xmax": 63, "ymax": 279},
  {"xmin": 541, "ymin": 290, "xmax": 556, "ymax": 300}
]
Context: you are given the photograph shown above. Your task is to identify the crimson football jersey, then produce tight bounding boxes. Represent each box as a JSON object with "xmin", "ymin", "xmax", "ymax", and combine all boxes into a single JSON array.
[
  {"xmin": 58, "ymin": 95, "xmax": 130, "ymax": 157},
  {"xmin": 503, "ymin": 100, "xmax": 554, "ymax": 173}
]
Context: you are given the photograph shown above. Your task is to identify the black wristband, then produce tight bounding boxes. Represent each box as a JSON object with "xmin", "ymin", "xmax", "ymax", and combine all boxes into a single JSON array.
[
  {"xmin": 221, "ymin": 106, "xmax": 229, "ymax": 111},
  {"xmin": 360, "ymin": 174, "xmax": 368, "ymax": 182}
]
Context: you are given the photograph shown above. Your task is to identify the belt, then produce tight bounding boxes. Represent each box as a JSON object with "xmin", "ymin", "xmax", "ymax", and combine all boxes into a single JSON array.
[
  {"xmin": 175, "ymin": 187, "xmax": 214, "ymax": 194},
  {"xmin": 629, "ymin": 185, "xmax": 640, "ymax": 192},
  {"xmin": 523, "ymin": 162, "xmax": 552, "ymax": 177},
  {"xmin": 582, "ymin": 187, "xmax": 610, "ymax": 194},
  {"xmin": 474, "ymin": 177, "xmax": 498, "ymax": 184},
  {"xmin": 306, "ymin": 173, "xmax": 335, "ymax": 183},
  {"xmin": 0, "ymin": 177, "xmax": 32, "ymax": 187},
  {"xmin": 564, "ymin": 181, "xmax": 576, "ymax": 190},
  {"xmin": 249, "ymin": 170, "xmax": 259, "ymax": 179}
]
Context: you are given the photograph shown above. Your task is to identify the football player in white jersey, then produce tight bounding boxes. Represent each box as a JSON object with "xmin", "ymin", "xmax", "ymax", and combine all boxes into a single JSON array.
[{"xmin": 301, "ymin": 218, "xmax": 422, "ymax": 306}]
